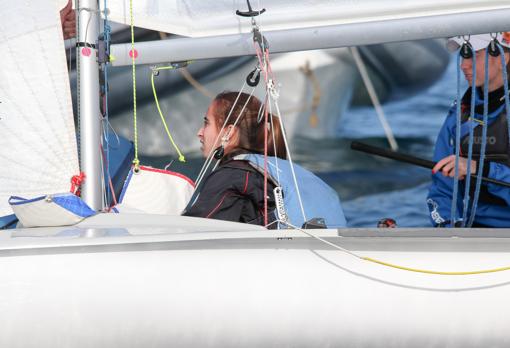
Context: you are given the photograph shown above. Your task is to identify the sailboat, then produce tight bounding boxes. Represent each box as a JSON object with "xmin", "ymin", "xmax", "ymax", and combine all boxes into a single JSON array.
[{"xmin": 1, "ymin": 0, "xmax": 510, "ymax": 346}]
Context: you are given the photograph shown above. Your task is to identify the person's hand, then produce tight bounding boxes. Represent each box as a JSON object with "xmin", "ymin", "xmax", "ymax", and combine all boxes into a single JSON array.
[
  {"xmin": 60, "ymin": 0, "xmax": 76, "ymax": 40},
  {"xmin": 432, "ymin": 155, "xmax": 476, "ymax": 180}
]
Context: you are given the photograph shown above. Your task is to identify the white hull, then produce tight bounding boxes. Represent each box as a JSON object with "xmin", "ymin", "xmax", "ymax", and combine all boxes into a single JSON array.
[{"xmin": 2, "ymin": 214, "xmax": 510, "ymax": 347}]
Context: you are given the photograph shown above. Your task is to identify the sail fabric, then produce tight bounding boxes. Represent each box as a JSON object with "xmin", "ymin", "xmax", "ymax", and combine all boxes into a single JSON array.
[
  {"xmin": 103, "ymin": 0, "xmax": 510, "ymax": 38},
  {"xmin": 0, "ymin": 0, "xmax": 79, "ymax": 216}
]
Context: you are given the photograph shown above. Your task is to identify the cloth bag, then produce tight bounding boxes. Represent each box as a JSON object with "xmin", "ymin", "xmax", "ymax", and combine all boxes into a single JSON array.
[
  {"xmin": 114, "ymin": 166, "xmax": 194, "ymax": 215},
  {"xmin": 9, "ymin": 193, "xmax": 95, "ymax": 228}
]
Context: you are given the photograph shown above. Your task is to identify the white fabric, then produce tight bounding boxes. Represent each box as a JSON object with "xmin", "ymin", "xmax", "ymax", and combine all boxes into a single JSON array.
[
  {"xmin": 115, "ymin": 166, "xmax": 194, "ymax": 215},
  {"xmin": 0, "ymin": 0, "xmax": 79, "ymax": 216},
  {"xmin": 102, "ymin": 0, "xmax": 510, "ymax": 38},
  {"xmin": 10, "ymin": 195, "xmax": 87, "ymax": 228}
]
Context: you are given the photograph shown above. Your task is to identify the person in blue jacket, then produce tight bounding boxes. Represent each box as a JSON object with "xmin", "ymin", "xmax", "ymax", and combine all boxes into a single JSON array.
[
  {"xmin": 183, "ymin": 91, "xmax": 346, "ymax": 228},
  {"xmin": 427, "ymin": 33, "xmax": 510, "ymax": 227}
]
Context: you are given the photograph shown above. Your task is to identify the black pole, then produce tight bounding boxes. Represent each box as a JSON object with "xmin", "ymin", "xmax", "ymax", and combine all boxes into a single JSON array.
[{"xmin": 350, "ymin": 141, "xmax": 510, "ymax": 188}]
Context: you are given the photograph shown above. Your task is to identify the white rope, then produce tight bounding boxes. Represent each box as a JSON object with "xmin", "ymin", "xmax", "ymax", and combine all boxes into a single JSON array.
[
  {"xmin": 268, "ymin": 96, "xmax": 285, "ymax": 229},
  {"xmin": 101, "ymin": 118, "xmax": 121, "ymax": 149},
  {"xmin": 231, "ymin": 91, "xmax": 256, "ymax": 129},
  {"xmin": 250, "ymin": 15, "xmax": 308, "ymax": 225},
  {"xmin": 99, "ymin": 136, "xmax": 107, "ymax": 210},
  {"xmin": 268, "ymin": 97, "xmax": 281, "ymax": 185},
  {"xmin": 256, "ymin": 92, "xmax": 266, "ymax": 123},
  {"xmin": 349, "ymin": 47, "xmax": 399, "ymax": 151},
  {"xmin": 269, "ymin": 85, "xmax": 308, "ymax": 224},
  {"xmin": 266, "ymin": 220, "xmax": 361, "ymax": 259}
]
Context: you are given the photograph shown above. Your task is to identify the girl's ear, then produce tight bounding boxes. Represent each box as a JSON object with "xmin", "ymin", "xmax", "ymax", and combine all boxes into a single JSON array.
[
  {"xmin": 221, "ymin": 125, "xmax": 236, "ymax": 145},
  {"xmin": 224, "ymin": 125, "xmax": 239, "ymax": 149}
]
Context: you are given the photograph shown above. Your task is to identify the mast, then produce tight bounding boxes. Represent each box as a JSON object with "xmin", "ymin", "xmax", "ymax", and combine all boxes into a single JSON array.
[{"xmin": 77, "ymin": 0, "xmax": 103, "ymax": 210}]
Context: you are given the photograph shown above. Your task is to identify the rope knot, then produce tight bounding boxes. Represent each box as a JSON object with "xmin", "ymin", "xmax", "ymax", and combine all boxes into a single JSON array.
[
  {"xmin": 70, "ymin": 172, "xmax": 86, "ymax": 196},
  {"xmin": 268, "ymin": 80, "xmax": 279, "ymax": 100},
  {"xmin": 132, "ymin": 158, "xmax": 140, "ymax": 173}
]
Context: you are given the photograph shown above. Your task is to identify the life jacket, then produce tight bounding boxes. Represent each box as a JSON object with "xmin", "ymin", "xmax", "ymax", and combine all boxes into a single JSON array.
[
  {"xmin": 460, "ymin": 108, "xmax": 510, "ymax": 206},
  {"xmin": 235, "ymin": 154, "xmax": 346, "ymax": 228}
]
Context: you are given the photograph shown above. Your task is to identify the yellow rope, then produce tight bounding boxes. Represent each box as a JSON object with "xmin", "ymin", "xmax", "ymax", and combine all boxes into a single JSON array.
[
  {"xmin": 151, "ymin": 66, "xmax": 186, "ymax": 162},
  {"xmin": 362, "ymin": 256, "xmax": 510, "ymax": 275},
  {"xmin": 129, "ymin": 0, "xmax": 139, "ymax": 170},
  {"xmin": 287, "ymin": 222, "xmax": 510, "ymax": 276}
]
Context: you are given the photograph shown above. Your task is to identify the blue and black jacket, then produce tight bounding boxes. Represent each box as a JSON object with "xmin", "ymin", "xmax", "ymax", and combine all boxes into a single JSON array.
[{"xmin": 427, "ymin": 86, "xmax": 510, "ymax": 227}]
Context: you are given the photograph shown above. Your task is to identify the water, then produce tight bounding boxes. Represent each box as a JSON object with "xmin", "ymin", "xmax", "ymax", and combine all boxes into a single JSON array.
[
  {"xmin": 143, "ymin": 57, "xmax": 464, "ymax": 228},
  {"xmin": 338, "ymin": 57, "xmax": 465, "ymax": 227}
]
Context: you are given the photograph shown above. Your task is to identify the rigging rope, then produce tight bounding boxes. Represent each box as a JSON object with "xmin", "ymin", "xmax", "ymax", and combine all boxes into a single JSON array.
[
  {"xmin": 361, "ymin": 256, "xmax": 510, "ymax": 275},
  {"xmin": 151, "ymin": 65, "xmax": 186, "ymax": 162},
  {"xmin": 467, "ymin": 48, "xmax": 491, "ymax": 227},
  {"xmin": 129, "ymin": 0, "xmax": 139, "ymax": 170},
  {"xmin": 451, "ymin": 51, "xmax": 463, "ymax": 226},
  {"xmin": 249, "ymin": 15, "xmax": 308, "ymax": 226},
  {"xmin": 267, "ymin": 99, "xmax": 283, "ymax": 227},
  {"xmin": 103, "ymin": 0, "xmax": 113, "ymax": 206},
  {"xmin": 461, "ymin": 47, "xmax": 477, "ymax": 227},
  {"xmin": 277, "ymin": 221, "xmax": 510, "ymax": 275},
  {"xmin": 270, "ymin": 89, "xmax": 308, "ymax": 225},
  {"xmin": 498, "ymin": 41, "xmax": 510, "ymax": 168},
  {"xmin": 252, "ymin": 32, "xmax": 271, "ymax": 225}
]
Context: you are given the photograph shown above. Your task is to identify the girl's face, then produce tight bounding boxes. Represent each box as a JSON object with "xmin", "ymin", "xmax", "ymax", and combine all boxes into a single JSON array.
[
  {"xmin": 197, "ymin": 102, "xmax": 221, "ymax": 158},
  {"xmin": 461, "ymin": 49, "xmax": 509, "ymax": 92}
]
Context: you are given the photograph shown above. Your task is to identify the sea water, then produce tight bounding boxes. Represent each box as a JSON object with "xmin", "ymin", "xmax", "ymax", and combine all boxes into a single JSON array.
[
  {"xmin": 328, "ymin": 56, "xmax": 464, "ymax": 227},
  {"xmin": 143, "ymin": 57, "xmax": 465, "ymax": 227},
  {"xmin": 338, "ymin": 57, "xmax": 470, "ymax": 227}
]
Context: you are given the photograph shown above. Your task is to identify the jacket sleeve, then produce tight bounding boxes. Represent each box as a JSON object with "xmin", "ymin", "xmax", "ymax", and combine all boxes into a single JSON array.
[
  {"xmin": 427, "ymin": 110, "xmax": 461, "ymax": 226},
  {"xmin": 484, "ymin": 162, "xmax": 510, "ymax": 205}
]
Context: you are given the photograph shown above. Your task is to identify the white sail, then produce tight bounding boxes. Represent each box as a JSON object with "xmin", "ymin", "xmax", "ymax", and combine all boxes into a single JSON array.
[
  {"xmin": 0, "ymin": 0, "xmax": 79, "ymax": 217},
  {"xmin": 103, "ymin": 0, "xmax": 510, "ymax": 38}
]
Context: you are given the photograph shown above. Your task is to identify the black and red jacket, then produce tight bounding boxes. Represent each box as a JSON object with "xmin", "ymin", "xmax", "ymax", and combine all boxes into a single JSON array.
[{"xmin": 183, "ymin": 154, "xmax": 276, "ymax": 226}]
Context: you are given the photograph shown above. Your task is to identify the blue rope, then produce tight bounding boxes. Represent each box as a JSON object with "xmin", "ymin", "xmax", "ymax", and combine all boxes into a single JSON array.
[
  {"xmin": 451, "ymin": 52, "xmax": 462, "ymax": 226},
  {"xmin": 103, "ymin": 0, "xmax": 112, "ymax": 206},
  {"xmin": 461, "ymin": 49, "xmax": 477, "ymax": 226},
  {"xmin": 497, "ymin": 43, "xmax": 510, "ymax": 154},
  {"xmin": 467, "ymin": 48, "xmax": 491, "ymax": 227}
]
